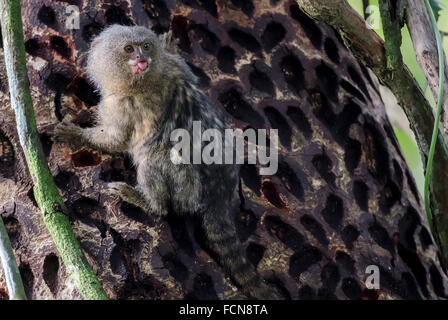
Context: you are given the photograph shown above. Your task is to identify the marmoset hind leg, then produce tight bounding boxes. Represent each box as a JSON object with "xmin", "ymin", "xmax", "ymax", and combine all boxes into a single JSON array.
[{"xmin": 105, "ymin": 182, "xmax": 154, "ymax": 213}]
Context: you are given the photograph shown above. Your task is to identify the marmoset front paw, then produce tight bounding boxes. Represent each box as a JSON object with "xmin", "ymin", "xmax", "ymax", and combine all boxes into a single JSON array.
[{"xmin": 53, "ymin": 118, "xmax": 83, "ymax": 148}]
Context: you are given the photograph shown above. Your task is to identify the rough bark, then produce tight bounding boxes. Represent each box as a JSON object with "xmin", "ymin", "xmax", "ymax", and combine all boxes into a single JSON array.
[
  {"xmin": 296, "ymin": 0, "xmax": 448, "ymax": 275},
  {"xmin": 0, "ymin": 0, "xmax": 108, "ymax": 300},
  {"xmin": 0, "ymin": 0, "xmax": 447, "ymax": 300}
]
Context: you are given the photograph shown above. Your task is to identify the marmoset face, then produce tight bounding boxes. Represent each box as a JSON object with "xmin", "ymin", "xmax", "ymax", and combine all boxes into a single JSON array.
[{"xmin": 86, "ymin": 25, "xmax": 161, "ymax": 92}]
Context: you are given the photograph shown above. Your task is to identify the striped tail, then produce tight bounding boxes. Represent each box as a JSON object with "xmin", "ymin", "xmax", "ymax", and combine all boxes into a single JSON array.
[{"xmin": 200, "ymin": 209, "xmax": 282, "ymax": 300}]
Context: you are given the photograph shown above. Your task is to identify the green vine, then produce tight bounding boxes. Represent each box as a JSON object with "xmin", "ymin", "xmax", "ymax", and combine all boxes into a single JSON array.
[{"xmin": 424, "ymin": 0, "xmax": 445, "ymax": 234}]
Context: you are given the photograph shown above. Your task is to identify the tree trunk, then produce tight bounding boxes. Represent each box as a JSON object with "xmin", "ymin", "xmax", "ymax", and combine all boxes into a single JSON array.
[{"xmin": 0, "ymin": 0, "xmax": 446, "ymax": 300}]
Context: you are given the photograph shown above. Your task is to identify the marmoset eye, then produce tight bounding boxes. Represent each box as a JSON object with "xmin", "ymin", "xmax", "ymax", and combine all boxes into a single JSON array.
[
  {"xmin": 124, "ymin": 45, "xmax": 134, "ymax": 53},
  {"xmin": 143, "ymin": 43, "xmax": 150, "ymax": 51}
]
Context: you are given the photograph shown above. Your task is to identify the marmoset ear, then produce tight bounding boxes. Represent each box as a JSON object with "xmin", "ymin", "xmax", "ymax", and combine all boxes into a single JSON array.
[{"xmin": 159, "ymin": 30, "xmax": 179, "ymax": 54}]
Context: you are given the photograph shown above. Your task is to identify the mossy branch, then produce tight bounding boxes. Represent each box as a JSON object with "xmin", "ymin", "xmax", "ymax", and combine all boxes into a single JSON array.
[
  {"xmin": 0, "ymin": 215, "xmax": 26, "ymax": 300},
  {"xmin": 0, "ymin": 0, "xmax": 108, "ymax": 300}
]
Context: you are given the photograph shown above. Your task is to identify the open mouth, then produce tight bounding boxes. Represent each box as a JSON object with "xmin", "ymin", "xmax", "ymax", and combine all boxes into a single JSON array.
[{"xmin": 130, "ymin": 60, "xmax": 148, "ymax": 75}]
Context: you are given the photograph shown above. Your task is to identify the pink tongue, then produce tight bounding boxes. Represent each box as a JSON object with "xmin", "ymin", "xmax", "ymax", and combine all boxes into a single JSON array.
[{"xmin": 137, "ymin": 61, "xmax": 148, "ymax": 70}]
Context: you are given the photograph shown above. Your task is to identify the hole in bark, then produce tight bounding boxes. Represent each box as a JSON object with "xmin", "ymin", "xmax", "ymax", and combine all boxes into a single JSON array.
[
  {"xmin": 45, "ymin": 72, "xmax": 70, "ymax": 92},
  {"xmin": 341, "ymin": 224, "xmax": 359, "ymax": 250},
  {"xmin": 300, "ymin": 214, "xmax": 328, "ymax": 246},
  {"xmin": 246, "ymin": 242, "xmax": 265, "ymax": 267},
  {"xmin": 229, "ymin": 0, "xmax": 254, "ymax": 16},
  {"xmin": 335, "ymin": 251, "xmax": 355, "ymax": 273},
  {"xmin": 342, "ymin": 278, "xmax": 362, "ymax": 300},
  {"xmin": 3, "ymin": 216, "xmax": 20, "ymax": 249},
  {"xmin": 180, "ymin": 0, "xmax": 218, "ymax": 17},
  {"xmin": 265, "ymin": 215, "xmax": 304, "ymax": 251},
  {"xmin": 280, "ymin": 54, "xmax": 304, "ymax": 94},
  {"xmin": 110, "ymin": 245, "xmax": 127, "ymax": 276},
  {"xmin": 43, "ymin": 253, "xmax": 59, "ymax": 295},
  {"xmin": 317, "ymin": 287, "xmax": 338, "ymax": 300},
  {"xmin": 228, "ymin": 28, "xmax": 261, "ymax": 53},
  {"xmin": 353, "ymin": 180, "xmax": 368, "ymax": 211},
  {"xmin": 289, "ymin": 245, "xmax": 322, "ymax": 277},
  {"xmin": 38, "ymin": 5, "xmax": 56, "ymax": 27},
  {"xmin": 25, "ymin": 38, "xmax": 41, "ymax": 56},
  {"xmin": 364, "ymin": 117, "xmax": 390, "ymax": 183},
  {"xmin": 321, "ymin": 194, "xmax": 343, "ymax": 230},
  {"xmin": 166, "ymin": 215, "xmax": 194, "ymax": 256},
  {"xmin": 0, "ymin": 130, "xmax": 15, "ymax": 179},
  {"xmin": 19, "ymin": 263, "xmax": 34, "ymax": 299},
  {"xmin": 290, "ymin": 4, "xmax": 322, "ymax": 49},
  {"xmin": 27, "ymin": 188, "xmax": 38, "ymax": 208},
  {"xmin": 144, "ymin": 0, "xmax": 171, "ymax": 33},
  {"xmin": 419, "ymin": 227, "xmax": 433, "ymax": 250},
  {"xmin": 249, "ymin": 68, "xmax": 275, "ymax": 96},
  {"xmin": 121, "ymin": 202, "xmax": 154, "ymax": 227},
  {"xmin": 340, "ymin": 80, "xmax": 367, "ymax": 104},
  {"xmin": 240, "ymin": 164, "xmax": 261, "ymax": 196},
  {"xmin": 69, "ymin": 77, "xmax": 100, "ymax": 107},
  {"xmin": 235, "ymin": 209, "xmax": 257, "ymax": 242},
  {"xmin": 287, "ymin": 105, "xmax": 312, "ymax": 139},
  {"xmin": 162, "ymin": 252, "xmax": 189, "ymax": 282},
  {"xmin": 71, "ymin": 149, "xmax": 101, "ymax": 167},
  {"xmin": 324, "ymin": 38, "xmax": 339, "ymax": 63},
  {"xmin": 311, "ymin": 90, "xmax": 335, "ymax": 127},
  {"xmin": 171, "ymin": 16, "xmax": 191, "ymax": 53},
  {"xmin": 261, "ymin": 21, "xmax": 286, "ymax": 51},
  {"xmin": 193, "ymin": 273, "xmax": 218, "ymax": 300},
  {"xmin": 99, "ymin": 156, "xmax": 136, "ymax": 185},
  {"xmin": 50, "ymin": 36, "xmax": 71, "ymax": 59},
  {"xmin": 348, "ymin": 65, "xmax": 370, "ymax": 98},
  {"xmin": 218, "ymin": 87, "xmax": 264, "ymax": 128},
  {"xmin": 398, "ymin": 206, "xmax": 420, "ymax": 251},
  {"xmin": 105, "ymin": 5, "xmax": 133, "ymax": 25},
  {"xmin": 369, "ymin": 221, "xmax": 394, "ymax": 254},
  {"xmin": 217, "ymin": 46, "xmax": 236, "ymax": 74},
  {"xmin": 0, "ymin": 288, "xmax": 8, "ymax": 300},
  {"xmin": 191, "ymin": 24, "xmax": 220, "ymax": 54},
  {"xmin": 276, "ymin": 160, "xmax": 304, "ymax": 200},
  {"xmin": 315, "ymin": 62, "xmax": 338, "ymax": 102},
  {"xmin": 54, "ymin": 170, "xmax": 82, "ymax": 191},
  {"xmin": 430, "ymin": 264, "xmax": 447, "ymax": 298},
  {"xmin": 362, "ymin": 288, "xmax": 379, "ymax": 300},
  {"xmin": 379, "ymin": 179, "xmax": 401, "ymax": 214},
  {"xmin": 39, "ymin": 132, "xmax": 53, "ymax": 158},
  {"xmin": 344, "ymin": 139, "xmax": 361, "ymax": 173},
  {"xmin": 73, "ymin": 110, "xmax": 96, "ymax": 128},
  {"xmin": 264, "ymin": 107, "xmax": 291, "ymax": 149},
  {"xmin": 71, "ymin": 197, "xmax": 107, "ymax": 237},
  {"xmin": 298, "ymin": 285, "xmax": 316, "ymax": 300},
  {"xmin": 312, "ymin": 153, "xmax": 336, "ymax": 186},
  {"xmin": 397, "ymin": 243, "xmax": 428, "ymax": 298},
  {"xmin": 380, "ymin": 267, "xmax": 421, "ymax": 300},
  {"xmin": 187, "ymin": 63, "xmax": 210, "ymax": 88},
  {"xmin": 321, "ymin": 263, "xmax": 340, "ymax": 290},
  {"xmin": 262, "ymin": 181, "xmax": 286, "ymax": 208},
  {"xmin": 82, "ymin": 23, "xmax": 103, "ymax": 43}
]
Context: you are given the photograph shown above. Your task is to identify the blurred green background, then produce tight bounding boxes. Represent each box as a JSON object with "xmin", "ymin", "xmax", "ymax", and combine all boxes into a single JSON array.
[{"xmin": 347, "ymin": 0, "xmax": 448, "ymax": 195}]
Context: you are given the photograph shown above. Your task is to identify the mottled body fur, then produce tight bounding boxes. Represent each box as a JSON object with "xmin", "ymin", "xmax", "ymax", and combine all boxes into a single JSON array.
[{"xmin": 54, "ymin": 25, "xmax": 280, "ymax": 300}]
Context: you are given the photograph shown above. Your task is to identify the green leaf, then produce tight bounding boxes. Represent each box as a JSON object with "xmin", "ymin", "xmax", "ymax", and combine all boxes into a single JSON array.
[{"xmin": 393, "ymin": 128, "xmax": 424, "ymax": 195}]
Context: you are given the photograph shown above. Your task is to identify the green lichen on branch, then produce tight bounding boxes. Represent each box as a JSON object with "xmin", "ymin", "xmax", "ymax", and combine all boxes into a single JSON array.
[
  {"xmin": 0, "ymin": 0, "xmax": 108, "ymax": 300},
  {"xmin": 378, "ymin": 0, "xmax": 403, "ymax": 70}
]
